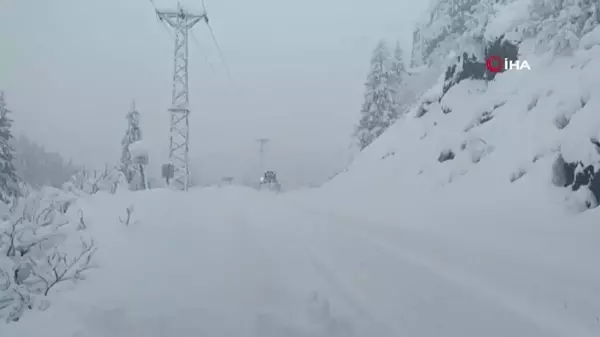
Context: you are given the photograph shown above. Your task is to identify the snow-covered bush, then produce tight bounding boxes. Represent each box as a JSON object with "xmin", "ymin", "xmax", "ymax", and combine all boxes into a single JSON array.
[
  {"xmin": 63, "ymin": 165, "xmax": 127, "ymax": 196},
  {"xmin": 0, "ymin": 187, "xmax": 96, "ymax": 323},
  {"xmin": 118, "ymin": 205, "xmax": 137, "ymax": 226}
]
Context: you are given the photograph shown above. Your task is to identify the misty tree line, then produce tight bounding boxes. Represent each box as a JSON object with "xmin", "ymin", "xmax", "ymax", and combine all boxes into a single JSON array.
[
  {"xmin": 0, "ymin": 94, "xmax": 80, "ymax": 192},
  {"xmin": 12, "ymin": 135, "xmax": 80, "ymax": 190},
  {"xmin": 0, "ymin": 94, "xmax": 146, "ymax": 193}
]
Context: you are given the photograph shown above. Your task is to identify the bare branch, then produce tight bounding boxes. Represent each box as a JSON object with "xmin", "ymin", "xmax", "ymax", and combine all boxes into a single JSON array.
[
  {"xmin": 29, "ymin": 238, "xmax": 97, "ymax": 296},
  {"xmin": 77, "ymin": 209, "xmax": 86, "ymax": 230},
  {"xmin": 119, "ymin": 205, "xmax": 136, "ymax": 226}
]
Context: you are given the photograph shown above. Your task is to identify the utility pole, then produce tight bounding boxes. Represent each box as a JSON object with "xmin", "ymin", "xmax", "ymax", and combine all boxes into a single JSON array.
[
  {"xmin": 155, "ymin": 3, "xmax": 208, "ymax": 191},
  {"xmin": 256, "ymin": 138, "xmax": 270, "ymax": 174}
]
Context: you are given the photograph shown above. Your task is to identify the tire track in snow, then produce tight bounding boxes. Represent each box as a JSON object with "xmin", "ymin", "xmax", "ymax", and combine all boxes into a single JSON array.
[
  {"xmin": 292, "ymin": 221, "xmax": 396, "ymax": 337},
  {"xmin": 230, "ymin": 203, "xmax": 342, "ymax": 336},
  {"xmin": 295, "ymin": 203, "xmax": 598, "ymax": 337},
  {"xmin": 306, "ymin": 255, "xmax": 395, "ymax": 337},
  {"xmin": 236, "ymin": 200, "xmax": 393, "ymax": 337}
]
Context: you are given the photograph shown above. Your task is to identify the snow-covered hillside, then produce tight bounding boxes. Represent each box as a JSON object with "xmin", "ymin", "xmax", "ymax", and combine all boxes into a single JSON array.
[{"xmin": 320, "ymin": 26, "xmax": 600, "ymax": 212}]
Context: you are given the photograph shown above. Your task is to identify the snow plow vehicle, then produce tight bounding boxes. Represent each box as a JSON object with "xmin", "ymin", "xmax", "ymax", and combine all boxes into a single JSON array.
[{"xmin": 259, "ymin": 170, "xmax": 281, "ymax": 192}]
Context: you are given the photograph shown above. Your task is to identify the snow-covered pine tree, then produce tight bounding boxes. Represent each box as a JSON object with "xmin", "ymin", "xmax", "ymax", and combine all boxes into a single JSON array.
[
  {"xmin": 0, "ymin": 92, "xmax": 20, "ymax": 203},
  {"xmin": 529, "ymin": 0, "xmax": 600, "ymax": 55},
  {"xmin": 390, "ymin": 41, "xmax": 409, "ymax": 116},
  {"xmin": 390, "ymin": 42, "xmax": 406, "ymax": 85},
  {"xmin": 354, "ymin": 40, "xmax": 396, "ymax": 150},
  {"xmin": 410, "ymin": 0, "xmax": 488, "ymax": 68},
  {"xmin": 120, "ymin": 101, "xmax": 143, "ymax": 190}
]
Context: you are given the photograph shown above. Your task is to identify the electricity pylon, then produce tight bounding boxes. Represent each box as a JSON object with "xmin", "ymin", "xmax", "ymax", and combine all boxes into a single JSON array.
[
  {"xmin": 256, "ymin": 138, "xmax": 270, "ymax": 174},
  {"xmin": 155, "ymin": 3, "xmax": 208, "ymax": 191}
]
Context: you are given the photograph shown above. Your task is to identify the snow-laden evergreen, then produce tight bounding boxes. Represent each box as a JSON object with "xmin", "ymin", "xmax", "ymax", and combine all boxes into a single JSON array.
[
  {"xmin": 521, "ymin": 0, "xmax": 599, "ymax": 55},
  {"xmin": 389, "ymin": 42, "xmax": 406, "ymax": 92},
  {"xmin": 411, "ymin": 0, "xmax": 482, "ymax": 68},
  {"xmin": 389, "ymin": 41, "xmax": 412, "ymax": 116},
  {"xmin": 0, "ymin": 92, "xmax": 20, "ymax": 204},
  {"xmin": 411, "ymin": 0, "xmax": 599, "ymax": 68},
  {"xmin": 354, "ymin": 41, "xmax": 398, "ymax": 150},
  {"xmin": 119, "ymin": 102, "xmax": 145, "ymax": 191}
]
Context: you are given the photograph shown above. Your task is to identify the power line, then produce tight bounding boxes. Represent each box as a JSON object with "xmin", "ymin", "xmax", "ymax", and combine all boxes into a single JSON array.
[
  {"xmin": 190, "ymin": 29, "xmax": 216, "ymax": 75},
  {"xmin": 206, "ymin": 22, "xmax": 233, "ymax": 82},
  {"xmin": 256, "ymin": 138, "xmax": 270, "ymax": 174},
  {"xmin": 147, "ymin": 0, "xmax": 174, "ymax": 38},
  {"xmin": 150, "ymin": 0, "xmax": 230, "ymax": 80},
  {"xmin": 200, "ymin": 0, "xmax": 233, "ymax": 82}
]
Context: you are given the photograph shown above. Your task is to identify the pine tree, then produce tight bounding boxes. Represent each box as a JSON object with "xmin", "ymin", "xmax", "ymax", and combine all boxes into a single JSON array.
[
  {"xmin": 0, "ymin": 92, "xmax": 21, "ymax": 203},
  {"xmin": 410, "ymin": 0, "xmax": 487, "ymax": 67},
  {"xmin": 391, "ymin": 42, "xmax": 406, "ymax": 82},
  {"xmin": 390, "ymin": 41, "xmax": 408, "ymax": 116},
  {"xmin": 530, "ymin": 0, "xmax": 599, "ymax": 55},
  {"xmin": 354, "ymin": 40, "xmax": 396, "ymax": 150},
  {"xmin": 120, "ymin": 101, "xmax": 142, "ymax": 188}
]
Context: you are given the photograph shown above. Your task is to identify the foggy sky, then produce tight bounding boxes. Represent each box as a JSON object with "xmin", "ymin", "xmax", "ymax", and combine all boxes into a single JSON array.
[{"xmin": 0, "ymin": 0, "xmax": 428, "ymax": 188}]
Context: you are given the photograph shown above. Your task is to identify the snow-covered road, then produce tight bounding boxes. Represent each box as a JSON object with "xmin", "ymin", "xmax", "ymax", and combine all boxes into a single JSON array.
[{"xmin": 4, "ymin": 187, "xmax": 600, "ymax": 337}]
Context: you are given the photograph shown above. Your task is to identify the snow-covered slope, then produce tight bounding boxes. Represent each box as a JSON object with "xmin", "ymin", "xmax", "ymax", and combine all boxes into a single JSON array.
[{"xmin": 320, "ymin": 25, "xmax": 600, "ymax": 212}]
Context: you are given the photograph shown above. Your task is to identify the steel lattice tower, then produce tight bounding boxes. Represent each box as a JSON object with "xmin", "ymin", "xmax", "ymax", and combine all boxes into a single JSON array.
[
  {"xmin": 156, "ymin": 4, "xmax": 208, "ymax": 190},
  {"xmin": 256, "ymin": 138, "xmax": 270, "ymax": 174}
]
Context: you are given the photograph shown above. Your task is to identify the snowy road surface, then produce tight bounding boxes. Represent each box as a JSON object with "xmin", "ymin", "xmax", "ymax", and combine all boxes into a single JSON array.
[{"xmin": 5, "ymin": 187, "xmax": 600, "ymax": 337}]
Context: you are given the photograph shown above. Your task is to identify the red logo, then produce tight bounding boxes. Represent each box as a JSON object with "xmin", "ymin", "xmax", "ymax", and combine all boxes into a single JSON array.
[{"xmin": 486, "ymin": 56, "xmax": 503, "ymax": 73}]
